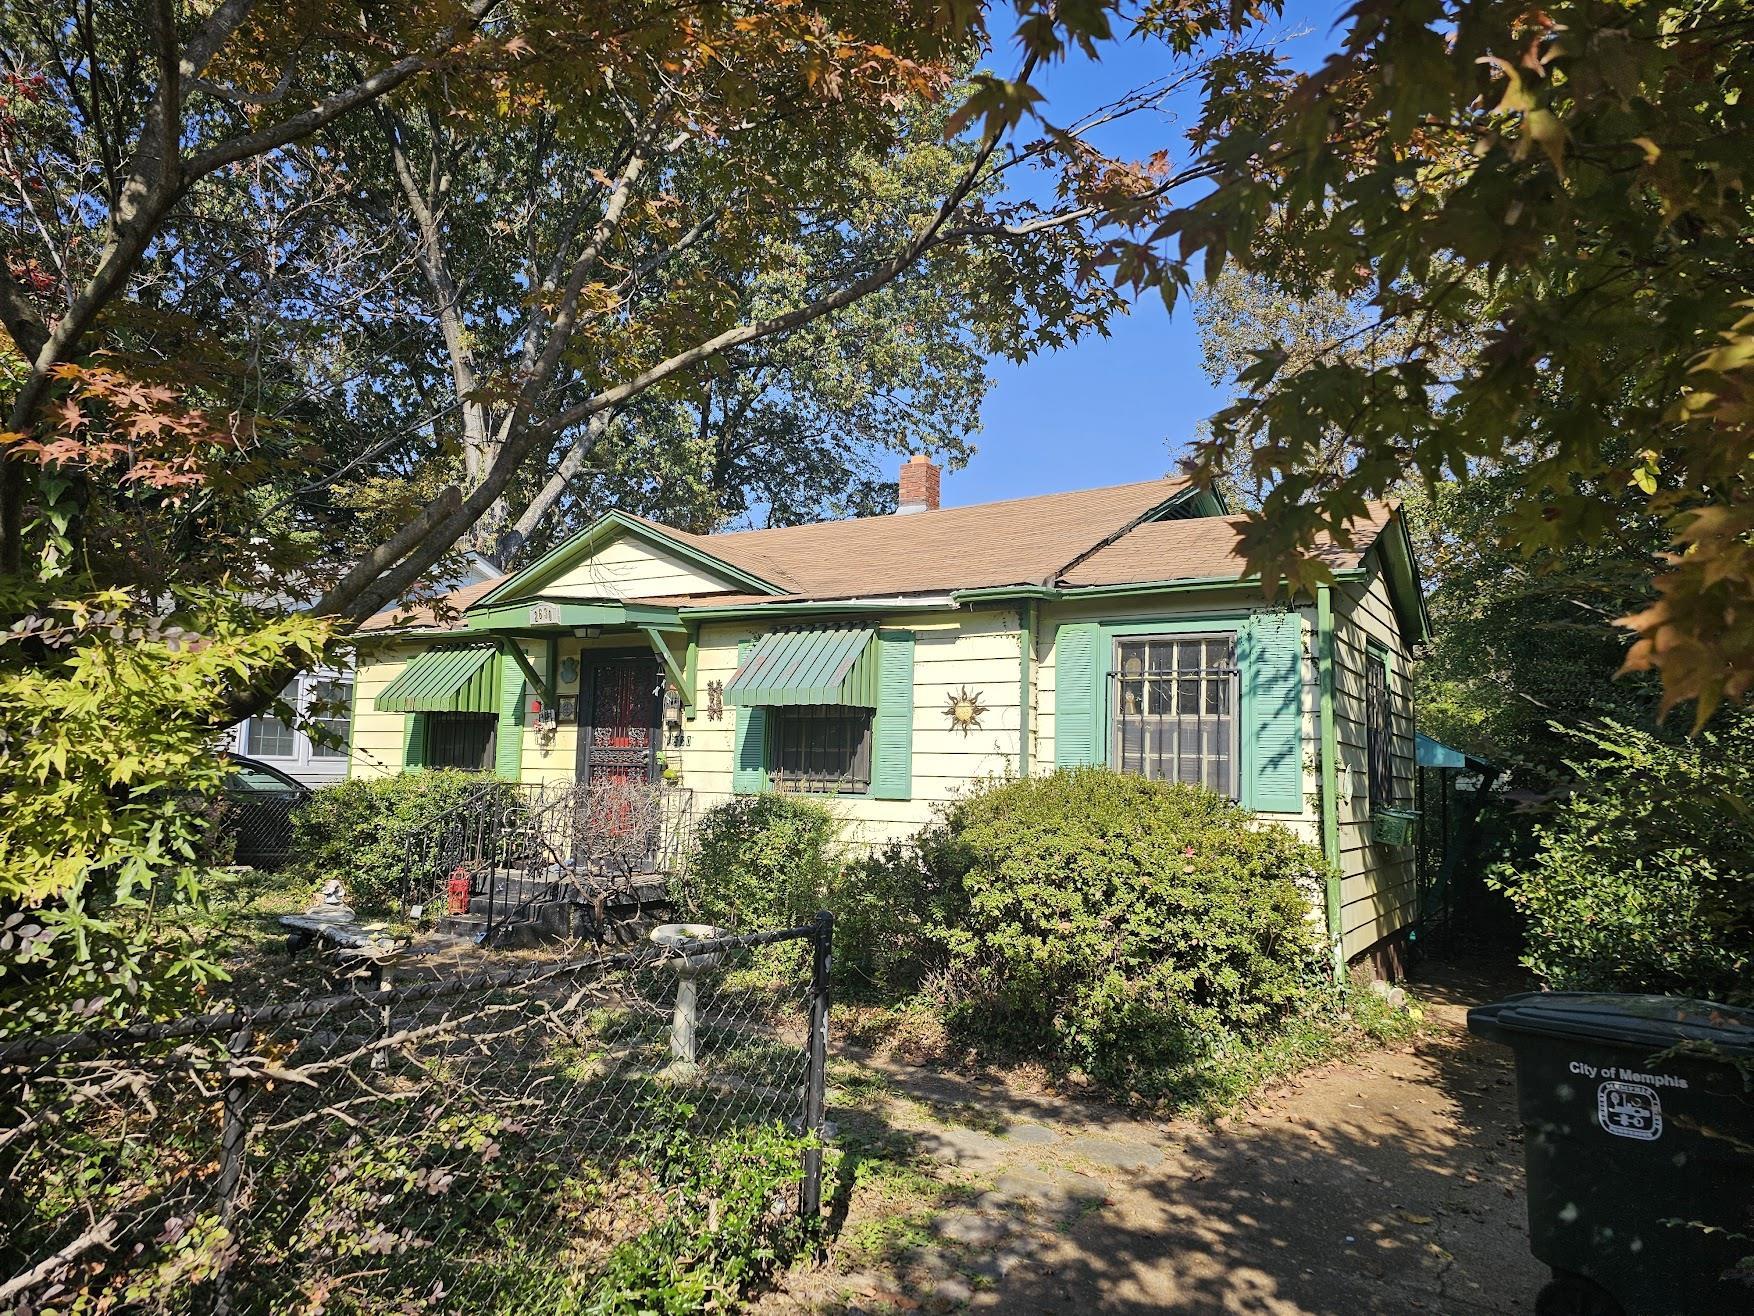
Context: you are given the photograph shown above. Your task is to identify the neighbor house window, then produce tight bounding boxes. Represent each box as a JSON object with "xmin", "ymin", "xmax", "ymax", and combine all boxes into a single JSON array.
[
  {"xmin": 1366, "ymin": 650, "xmax": 1394, "ymax": 806},
  {"xmin": 425, "ymin": 713, "xmax": 497, "ymax": 772},
  {"xmin": 768, "ymin": 705, "xmax": 873, "ymax": 795},
  {"xmin": 1111, "ymin": 635, "xmax": 1239, "ymax": 798},
  {"xmin": 244, "ymin": 681, "xmax": 300, "ymax": 758},
  {"xmin": 308, "ymin": 679, "xmax": 353, "ymax": 759}
]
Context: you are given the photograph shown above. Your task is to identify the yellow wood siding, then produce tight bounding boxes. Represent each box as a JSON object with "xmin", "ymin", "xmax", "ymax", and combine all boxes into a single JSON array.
[
  {"xmin": 544, "ymin": 534, "xmax": 736, "ymax": 600},
  {"xmin": 1332, "ymin": 559, "xmax": 1418, "ymax": 960},
  {"xmin": 348, "ymin": 645, "xmax": 419, "ymax": 778},
  {"xmin": 673, "ymin": 610, "xmax": 1024, "ymax": 847}
]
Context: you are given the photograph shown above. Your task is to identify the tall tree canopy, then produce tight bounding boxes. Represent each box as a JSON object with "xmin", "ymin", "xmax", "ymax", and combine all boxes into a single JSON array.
[{"xmin": 1170, "ymin": 0, "xmax": 1754, "ymax": 724}]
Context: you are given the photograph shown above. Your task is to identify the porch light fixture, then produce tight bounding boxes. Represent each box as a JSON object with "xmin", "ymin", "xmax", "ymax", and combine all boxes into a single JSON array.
[{"xmin": 577, "ymin": 625, "xmax": 602, "ymax": 639}]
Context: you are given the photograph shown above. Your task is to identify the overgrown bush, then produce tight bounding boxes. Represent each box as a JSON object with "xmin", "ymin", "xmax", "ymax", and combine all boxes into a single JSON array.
[
  {"xmin": 677, "ymin": 795, "xmax": 842, "ymax": 930},
  {"xmin": 288, "ymin": 769, "xmax": 520, "ymax": 915},
  {"xmin": 0, "ymin": 587, "xmax": 329, "ymax": 1034},
  {"xmin": 1492, "ymin": 713, "xmax": 1754, "ymax": 1005},
  {"xmin": 919, "ymin": 768, "xmax": 1328, "ymax": 1095},
  {"xmin": 829, "ymin": 842, "xmax": 944, "ymax": 1000}
]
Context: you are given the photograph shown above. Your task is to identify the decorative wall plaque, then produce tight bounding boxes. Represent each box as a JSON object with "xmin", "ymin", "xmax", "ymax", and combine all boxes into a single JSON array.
[
  {"xmin": 705, "ymin": 679, "xmax": 725, "ymax": 722},
  {"xmin": 944, "ymin": 686, "xmax": 988, "ymax": 736}
]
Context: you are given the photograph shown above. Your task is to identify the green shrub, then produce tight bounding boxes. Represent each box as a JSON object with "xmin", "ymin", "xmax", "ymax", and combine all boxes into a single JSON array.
[
  {"xmin": 1491, "ymin": 713, "xmax": 1754, "ymax": 1005},
  {"xmin": 829, "ymin": 842, "xmax": 945, "ymax": 1000},
  {"xmin": 920, "ymin": 768, "xmax": 1328, "ymax": 1095},
  {"xmin": 677, "ymin": 795, "xmax": 841, "ymax": 930},
  {"xmin": 288, "ymin": 770, "xmax": 521, "ymax": 915}
]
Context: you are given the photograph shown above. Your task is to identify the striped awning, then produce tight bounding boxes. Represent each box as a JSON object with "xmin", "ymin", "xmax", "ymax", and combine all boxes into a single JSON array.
[
  {"xmin": 724, "ymin": 627, "xmax": 879, "ymax": 708},
  {"xmin": 374, "ymin": 645, "xmax": 500, "ymax": 714}
]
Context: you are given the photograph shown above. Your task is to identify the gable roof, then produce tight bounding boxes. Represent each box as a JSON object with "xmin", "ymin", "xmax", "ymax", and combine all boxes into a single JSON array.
[
  {"xmin": 1059, "ymin": 502, "xmax": 1397, "ymax": 588},
  {"xmin": 356, "ymin": 482, "xmax": 1425, "ymax": 642},
  {"xmin": 630, "ymin": 477, "xmax": 1201, "ymax": 599}
]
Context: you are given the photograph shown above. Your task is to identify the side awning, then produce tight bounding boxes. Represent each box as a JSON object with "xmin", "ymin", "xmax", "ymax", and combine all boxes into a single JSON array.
[
  {"xmin": 374, "ymin": 644, "xmax": 500, "ymax": 713},
  {"xmin": 1416, "ymin": 731, "xmax": 1490, "ymax": 772},
  {"xmin": 724, "ymin": 627, "xmax": 879, "ymax": 708}
]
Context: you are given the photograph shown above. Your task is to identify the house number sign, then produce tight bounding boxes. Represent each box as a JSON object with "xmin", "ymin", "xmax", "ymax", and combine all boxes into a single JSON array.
[{"xmin": 530, "ymin": 601, "xmax": 561, "ymax": 625}]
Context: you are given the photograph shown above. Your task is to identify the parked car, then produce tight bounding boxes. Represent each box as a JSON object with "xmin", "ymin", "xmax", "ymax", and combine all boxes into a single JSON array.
[{"xmin": 213, "ymin": 754, "xmax": 310, "ymax": 870}]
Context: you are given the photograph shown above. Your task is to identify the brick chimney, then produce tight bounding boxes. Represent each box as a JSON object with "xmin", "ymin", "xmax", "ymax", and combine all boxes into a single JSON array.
[{"xmin": 896, "ymin": 453, "xmax": 941, "ymax": 514}]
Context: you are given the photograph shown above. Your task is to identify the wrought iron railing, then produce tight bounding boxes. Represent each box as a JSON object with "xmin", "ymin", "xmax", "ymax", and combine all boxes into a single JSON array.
[{"xmin": 391, "ymin": 780, "xmax": 695, "ymax": 944}]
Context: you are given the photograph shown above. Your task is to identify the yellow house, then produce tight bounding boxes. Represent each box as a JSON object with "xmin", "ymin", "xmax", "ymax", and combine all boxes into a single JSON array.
[{"xmin": 351, "ymin": 459, "xmax": 1429, "ymax": 977}]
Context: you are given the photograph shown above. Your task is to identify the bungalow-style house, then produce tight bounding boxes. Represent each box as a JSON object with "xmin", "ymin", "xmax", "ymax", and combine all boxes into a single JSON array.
[{"xmin": 352, "ymin": 457, "xmax": 1428, "ymax": 977}]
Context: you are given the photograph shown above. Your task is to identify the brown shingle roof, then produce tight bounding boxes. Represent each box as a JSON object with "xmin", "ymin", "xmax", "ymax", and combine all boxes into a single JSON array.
[
  {"xmin": 1058, "ymin": 502, "xmax": 1398, "ymax": 588},
  {"xmin": 655, "ymin": 477, "xmax": 1193, "ymax": 598},
  {"xmin": 358, "ymin": 576, "xmax": 500, "ymax": 633}
]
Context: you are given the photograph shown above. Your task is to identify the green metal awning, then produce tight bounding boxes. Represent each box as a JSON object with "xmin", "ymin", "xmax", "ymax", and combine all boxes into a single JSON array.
[
  {"xmin": 374, "ymin": 645, "xmax": 500, "ymax": 714},
  {"xmin": 724, "ymin": 627, "xmax": 879, "ymax": 708}
]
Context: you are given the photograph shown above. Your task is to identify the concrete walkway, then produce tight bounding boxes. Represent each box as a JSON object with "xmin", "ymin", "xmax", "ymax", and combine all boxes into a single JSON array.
[{"xmin": 766, "ymin": 958, "xmax": 1547, "ymax": 1314}]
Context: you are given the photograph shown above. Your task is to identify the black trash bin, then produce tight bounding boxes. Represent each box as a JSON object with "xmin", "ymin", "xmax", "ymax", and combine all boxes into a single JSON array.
[{"xmin": 1468, "ymin": 992, "xmax": 1754, "ymax": 1316}]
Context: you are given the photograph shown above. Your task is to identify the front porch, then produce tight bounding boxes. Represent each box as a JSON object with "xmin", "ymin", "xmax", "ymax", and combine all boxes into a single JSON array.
[{"xmin": 392, "ymin": 776, "xmax": 695, "ymax": 947}]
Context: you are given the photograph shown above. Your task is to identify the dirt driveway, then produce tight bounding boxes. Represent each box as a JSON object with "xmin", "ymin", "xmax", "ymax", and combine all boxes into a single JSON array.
[{"xmin": 763, "ymin": 959, "xmax": 1547, "ymax": 1315}]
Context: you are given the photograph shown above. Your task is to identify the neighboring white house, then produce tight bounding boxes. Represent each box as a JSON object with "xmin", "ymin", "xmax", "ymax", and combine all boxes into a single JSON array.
[
  {"xmin": 351, "ymin": 458, "xmax": 1430, "ymax": 979},
  {"xmin": 219, "ymin": 555, "xmax": 505, "ymax": 787}
]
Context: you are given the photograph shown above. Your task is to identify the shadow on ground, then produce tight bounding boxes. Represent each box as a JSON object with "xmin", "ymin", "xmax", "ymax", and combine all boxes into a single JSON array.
[{"xmin": 769, "ymin": 954, "xmax": 1545, "ymax": 1315}]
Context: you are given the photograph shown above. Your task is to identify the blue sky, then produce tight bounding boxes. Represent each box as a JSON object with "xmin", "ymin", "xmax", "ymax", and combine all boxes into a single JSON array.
[{"xmin": 945, "ymin": 1, "xmax": 1351, "ymax": 507}]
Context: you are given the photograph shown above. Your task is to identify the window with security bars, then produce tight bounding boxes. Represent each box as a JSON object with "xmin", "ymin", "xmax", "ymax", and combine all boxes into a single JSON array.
[
  {"xmin": 768, "ymin": 705, "xmax": 873, "ymax": 795},
  {"xmin": 1367, "ymin": 650, "xmax": 1394, "ymax": 806},
  {"xmin": 244, "ymin": 681, "xmax": 299, "ymax": 758},
  {"xmin": 425, "ymin": 713, "xmax": 498, "ymax": 772},
  {"xmin": 1111, "ymin": 635, "xmax": 1239, "ymax": 798}
]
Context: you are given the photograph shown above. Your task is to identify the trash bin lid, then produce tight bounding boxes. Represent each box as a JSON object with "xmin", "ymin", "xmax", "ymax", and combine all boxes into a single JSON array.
[{"xmin": 1469, "ymin": 992, "xmax": 1754, "ymax": 1058}]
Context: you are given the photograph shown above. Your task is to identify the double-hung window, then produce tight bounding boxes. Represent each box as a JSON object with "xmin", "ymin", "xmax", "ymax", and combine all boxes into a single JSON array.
[
  {"xmin": 1111, "ymin": 634, "xmax": 1239, "ymax": 798},
  {"xmin": 768, "ymin": 705, "xmax": 873, "ymax": 795},
  {"xmin": 244, "ymin": 681, "xmax": 300, "ymax": 758},
  {"xmin": 308, "ymin": 679, "xmax": 353, "ymax": 759},
  {"xmin": 1366, "ymin": 650, "xmax": 1395, "ymax": 806}
]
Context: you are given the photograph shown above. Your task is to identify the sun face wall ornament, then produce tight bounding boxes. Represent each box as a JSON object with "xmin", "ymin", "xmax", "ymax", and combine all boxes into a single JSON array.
[{"xmin": 944, "ymin": 686, "xmax": 988, "ymax": 736}]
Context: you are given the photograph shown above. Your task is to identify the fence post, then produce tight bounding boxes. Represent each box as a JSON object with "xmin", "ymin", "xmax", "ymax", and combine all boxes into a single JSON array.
[
  {"xmin": 213, "ymin": 1021, "xmax": 253, "ymax": 1316},
  {"xmin": 800, "ymin": 909, "xmax": 832, "ymax": 1218}
]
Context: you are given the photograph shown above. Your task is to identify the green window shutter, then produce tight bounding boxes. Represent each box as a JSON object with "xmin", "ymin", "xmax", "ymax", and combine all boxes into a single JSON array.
[
  {"xmin": 870, "ymin": 629, "xmax": 915, "ymax": 800},
  {"xmin": 1053, "ymin": 622, "xmax": 1106, "ymax": 768},
  {"xmin": 402, "ymin": 712, "xmax": 426, "ymax": 771},
  {"xmin": 1242, "ymin": 609, "xmax": 1304, "ymax": 813},
  {"xmin": 495, "ymin": 652, "xmax": 525, "ymax": 781},
  {"xmin": 732, "ymin": 639, "xmax": 769, "ymax": 795}
]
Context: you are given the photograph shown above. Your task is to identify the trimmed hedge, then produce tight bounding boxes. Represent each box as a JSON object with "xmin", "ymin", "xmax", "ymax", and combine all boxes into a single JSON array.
[
  {"xmin": 288, "ymin": 770, "xmax": 521, "ymax": 915},
  {"xmin": 920, "ymin": 768, "xmax": 1328, "ymax": 1094}
]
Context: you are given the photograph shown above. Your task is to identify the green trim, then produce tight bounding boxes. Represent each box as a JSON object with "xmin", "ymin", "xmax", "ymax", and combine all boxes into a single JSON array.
[
  {"xmin": 1316, "ymin": 584, "xmax": 1344, "ymax": 982},
  {"xmin": 402, "ymin": 713, "xmax": 426, "ymax": 771},
  {"xmin": 472, "ymin": 510, "xmax": 784, "ymax": 610},
  {"xmin": 1018, "ymin": 600, "xmax": 1034, "ymax": 779},
  {"xmin": 495, "ymin": 649, "xmax": 525, "ymax": 782},
  {"xmin": 1051, "ymin": 622, "xmax": 1105, "ymax": 768},
  {"xmin": 374, "ymin": 645, "xmax": 500, "ymax": 714},
  {"xmin": 463, "ymin": 598, "xmax": 683, "ymax": 633},
  {"xmin": 951, "ymin": 573, "xmax": 1359, "ymax": 608},
  {"xmin": 1373, "ymin": 511, "xmax": 1432, "ymax": 645},
  {"xmin": 641, "ymin": 625, "xmax": 691, "ymax": 704},
  {"xmin": 678, "ymin": 598, "xmax": 950, "ymax": 621},
  {"xmin": 682, "ymin": 630, "xmax": 699, "ymax": 720},
  {"xmin": 869, "ymin": 630, "xmax": 915, "ymax": 800},
  {"xmin": 724, "ymin": 627, "xmax": 879, "ymax": 709},
  {"xmin": 732, "ymin": 639, "xmax": 769, "ymax": 795},
  {"xmin": 496, "ymin": 639, "xmax": 554, "ymax": 705}
]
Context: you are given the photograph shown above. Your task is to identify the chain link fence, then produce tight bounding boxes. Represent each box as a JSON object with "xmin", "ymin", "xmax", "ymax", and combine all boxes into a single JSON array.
[{"xmin": 0, "ymin": 917, "xmax": 832, "ymax": 1314}]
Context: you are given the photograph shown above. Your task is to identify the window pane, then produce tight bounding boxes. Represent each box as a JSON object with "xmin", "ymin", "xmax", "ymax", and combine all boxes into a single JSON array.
[
  {"xmin": 309, "ymin": 679, "xmax": 351, "ymax": 759},
  {"xmin": 1110, "ymin": 634, "xmax": 1239, "ymax": 801},
  {"xmin": 768, "ymin": 705, "xmax": 872, "ymax": 794}
]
